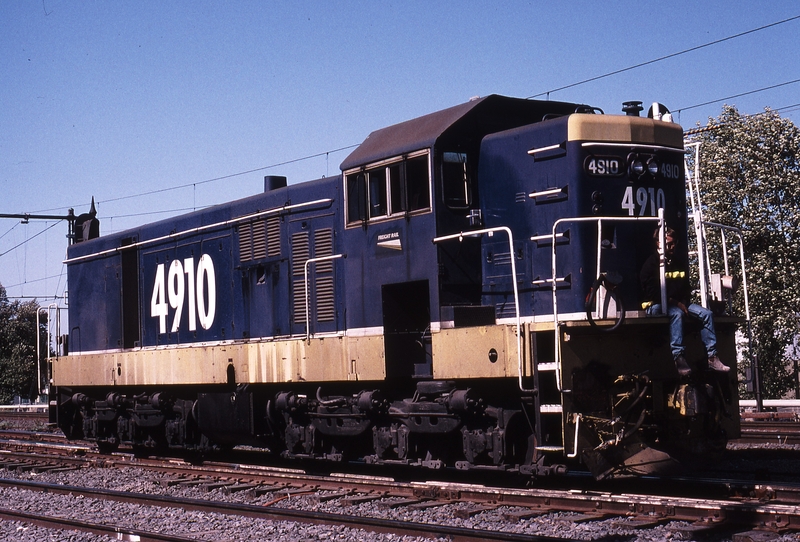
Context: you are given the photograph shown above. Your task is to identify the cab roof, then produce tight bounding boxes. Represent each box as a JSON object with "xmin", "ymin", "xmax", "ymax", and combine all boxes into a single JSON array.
[{"xmin": 340, "ymin": 94, "xmax": 591, "ymax": 171}]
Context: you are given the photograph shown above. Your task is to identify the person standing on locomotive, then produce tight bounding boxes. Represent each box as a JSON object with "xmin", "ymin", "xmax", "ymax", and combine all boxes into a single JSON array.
[{"xmin": 640, "ymin": 227, "xmax": 730, "ymax": 377}]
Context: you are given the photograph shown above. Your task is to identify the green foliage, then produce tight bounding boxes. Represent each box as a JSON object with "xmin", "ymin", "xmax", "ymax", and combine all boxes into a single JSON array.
[
  {"xmin": 691, "ymin": 106, "xmax": 800, "ymax": 398},
  {"xmin": 0, "ymin": 283, "xmax": 43, "ymax": 404}
]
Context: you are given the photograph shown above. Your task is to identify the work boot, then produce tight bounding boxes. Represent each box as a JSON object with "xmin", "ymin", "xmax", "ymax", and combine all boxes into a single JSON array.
[
  {"xmin": 707, "ymin": 355, "xmax": 730, "ymax": 373},
  {"xmin": 674, "ymin": 355, "xmax": 692, "ymax": 377}
]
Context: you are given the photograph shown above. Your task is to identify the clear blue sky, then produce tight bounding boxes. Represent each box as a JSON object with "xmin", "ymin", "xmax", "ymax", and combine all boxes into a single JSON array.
[{"xmin": 2, "ymin": 1, "xmax": 799, "ymax": 302}]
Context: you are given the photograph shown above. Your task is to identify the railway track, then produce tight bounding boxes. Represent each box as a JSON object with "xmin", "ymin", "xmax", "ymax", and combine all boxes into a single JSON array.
[
  {"xmin": 2, "ymin": 431, "xmax": 800, "ymax": 540},
  {"xmin": 0, "ymin": 507, "xmax": 199, "ymax": 542},
  {"xmin": 3, "ymin": 471, "xmax": 799, "ymax": 541},
  {"xmin": 738, "ymin": 418, "xmax": 800, "ymax": 445},
  {"xmin": 0, "ymin": 478, "xmax": 565, "ymax": 542}
]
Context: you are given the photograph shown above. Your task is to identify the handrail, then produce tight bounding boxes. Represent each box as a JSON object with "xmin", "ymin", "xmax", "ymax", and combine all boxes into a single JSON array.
[
  {"xmin": 550, "ymin": 212, "xmax": 665, "ymax": 391},
  {"xmin": 36, "ymin": 303, "xmax": 64, "ymax": 397},
  {"xmin": 700, "ymin": 221, "xmax": 751, "ymax": 322},
  {"xmin": 684, "ymin": 142, "xmax": 710, "ymax": 306},
  {"xmin": 433, "ymin": 227, "xmax": 531, "ymax": 393},
  {"xmin": 685, "ymin": 139, "xmax": 758, "ymax": 407},
  {"xmin": 567, "ymin": 414, "xmax": 582, "ymax": 458},
  {"xmin": 64, "ymin": 198, "xmax": 334, "ymax": 264}
]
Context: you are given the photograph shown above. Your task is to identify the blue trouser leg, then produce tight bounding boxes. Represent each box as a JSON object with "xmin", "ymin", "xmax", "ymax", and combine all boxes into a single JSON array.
[
  {"xmin": 687, "ymin": 303, "xmax": 717, "ymax": 358},
  {"xmin": 647, "ymin": 303, "xmax": 718, "ymax": 359},
  {"xmin": 647, "ymin": 304, "xmax": 684, "ymax": 358},
  {"xmin": 666, "ymin": 304, "xmax": 685, "ymax": 358}
]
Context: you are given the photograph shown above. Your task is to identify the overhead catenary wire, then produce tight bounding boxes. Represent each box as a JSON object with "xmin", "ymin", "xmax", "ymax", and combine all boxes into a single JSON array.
[
  {"xmin": 0, "ymin": 222, "xmax": 19, "ymax": 242},
  {"xmin": 26, "ymin": 144, "xmax": 360, "ymax": 216},
  {"xmin": 4, "ymin": 92, "xmax": 797, "ymax": 246},
  {"xmin": 2, "ymin": 273, "xmax": 66, "ymax": 290},
  {"xmin": 17, "ymin": 15, "xmax": 800, "ymax": 220},
  {"xmin": 526, "ymin": 14, "xmax": 800, "ymax": 99},
  {"xmin": 102, "ymin": 206, "xmax": 210, "ymax": 220},
  {"xmin": 3, "ymin": 12, "xmax": 797, "ymax": 222},
  {"xmin": 675, "ymin": 79, "xmax": 800, "ymax": 115},
  {"xmin": 62, "ymin": 86, "xmax": 800, "ymax": 225},
  {"xmin": 4, "ymin": 15, "xmax": 800, "ymax": 293},
  {"xmin": 0, "ymin": 221, "xmax": 62, "ymax": 258},
  {"xmin": 683, "ymin": 102, "xmax": 800, "ymax": 136},
  {"xmin": 3, "ymin": 295, "xmax": 64, "ymax": 300}
]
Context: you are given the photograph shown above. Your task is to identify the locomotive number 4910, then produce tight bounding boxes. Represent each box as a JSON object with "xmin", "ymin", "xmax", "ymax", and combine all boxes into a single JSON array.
[
  {"xmin": 621, "ymin": 186, "xmax": 666, "ymax": 217},
  {"xmin": 150, "ymin": 254, "xmax": 217, "ymax": 334}
]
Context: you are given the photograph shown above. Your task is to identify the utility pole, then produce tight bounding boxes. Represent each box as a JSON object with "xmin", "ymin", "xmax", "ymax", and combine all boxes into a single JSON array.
[
  {"xmin": 1, "ymin": 200, "xmax": 98, "ymax": 406},
  {"xmin": 0, "ymin": 198, "xmax": 98, "ymax": 245}
]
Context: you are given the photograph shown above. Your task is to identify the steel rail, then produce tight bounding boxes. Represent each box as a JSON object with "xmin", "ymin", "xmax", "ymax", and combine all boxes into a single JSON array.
[
  {"xmin": 0, "ymin": 507, "xmax": 197, "ymax": 542},
  {"xmin": 4, "ymin": 434, "xmax": 800, "ymax": 532},
  {"xmin": 737, "ymin": 420, "xmax": 800, "ymax": 445},
  {"xmin": 0, "ymin": 478, "xmax": 576, "ymax": 542}
]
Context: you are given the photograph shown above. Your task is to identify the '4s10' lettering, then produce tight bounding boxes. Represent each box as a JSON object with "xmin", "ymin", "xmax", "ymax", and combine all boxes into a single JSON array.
[
  {"xmin": 585, "ymin": 157, "xmax": 621, "ymax": 176},
  {"xmin": 151, "ymin": 254, "xmax": 216, "ymax": 334}
]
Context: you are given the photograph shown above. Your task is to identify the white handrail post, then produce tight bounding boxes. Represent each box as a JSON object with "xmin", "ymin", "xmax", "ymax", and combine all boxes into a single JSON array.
[
  {"xmin": 657, "ymin": 208, "xmax": 667, "ymax": 314},
  {"xmin": 36, "ymin": 308, "xmax": 46, "ymax": 398},
  {"xmin": 433, "ymin": 227, "xmax": 528, "ymax": 392}
]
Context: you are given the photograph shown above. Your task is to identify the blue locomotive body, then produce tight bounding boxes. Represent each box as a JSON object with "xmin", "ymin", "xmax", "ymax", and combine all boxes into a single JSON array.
[
  {"xmin": 66, "ymin": 176, "xmax": 344, "ymax": 351},
  {"xmin": 54, "ymin": 95, "xmax": 740, "ymax": 478}
]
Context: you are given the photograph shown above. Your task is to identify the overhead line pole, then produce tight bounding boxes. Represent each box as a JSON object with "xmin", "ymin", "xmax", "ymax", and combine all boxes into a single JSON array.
[
  {"xmin": 0, "ymin": 198, "xmax": 98, "ymax": 247},
  {"xmin": 0, "ymin": 209, "xmax": 76, "ymax": 243}
]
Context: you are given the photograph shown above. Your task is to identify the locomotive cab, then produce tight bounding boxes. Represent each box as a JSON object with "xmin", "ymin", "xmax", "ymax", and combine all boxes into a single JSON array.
[{"xmin": 468, "ymin": 103, "xmax": 740, "ymax": 477}]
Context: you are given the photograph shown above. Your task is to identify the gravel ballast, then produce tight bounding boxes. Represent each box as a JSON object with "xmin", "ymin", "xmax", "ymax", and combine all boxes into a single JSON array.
[{"xmin": 1, "ymin": 464, "xmax": 798, "ymax": 541}]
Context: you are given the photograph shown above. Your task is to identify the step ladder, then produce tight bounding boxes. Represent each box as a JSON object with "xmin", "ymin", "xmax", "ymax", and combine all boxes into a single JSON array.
[{"xmin": 531, "ymin": 330, "xmax": 565, "ymax": 453}]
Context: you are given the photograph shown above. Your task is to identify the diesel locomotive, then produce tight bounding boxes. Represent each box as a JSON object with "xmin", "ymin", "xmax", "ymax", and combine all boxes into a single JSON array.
[{"xmin": 53, "ymin": 95, "xmax": 741, "ymax": 479}]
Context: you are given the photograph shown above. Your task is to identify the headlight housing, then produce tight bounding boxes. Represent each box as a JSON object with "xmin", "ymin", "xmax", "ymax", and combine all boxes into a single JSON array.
[{"xmin": 647, "ymin": 157, "xmax": 660, "ymax": 177}]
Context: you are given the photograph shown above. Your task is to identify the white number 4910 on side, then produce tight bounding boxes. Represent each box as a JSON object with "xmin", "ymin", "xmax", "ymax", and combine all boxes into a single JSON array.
[{"xmin": 150, "ymin": 254, "xmax": 216, "ymax": 334}]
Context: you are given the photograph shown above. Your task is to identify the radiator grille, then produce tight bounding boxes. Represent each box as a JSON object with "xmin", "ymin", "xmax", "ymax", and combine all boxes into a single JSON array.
[
  {"xmin": 252, "ymin": 220, "xmax": 267, "ymax": 260},
  {"xmin": 238, "ymin": 222, "xmax": 253, "ymax": 262},
  {"xmin": 291, "ymin": 232, "xmax": 310, "ymax": 276},
  {"xmin": 267, "ymin": 217, "xmax": 281, "ymax": 257},
  {"xmin": 316, "ymin": 276, "xmax": 335, "ymax": 322},
  {"xmin": 239, "ymin": 219, "xmax": 276, "ymax": 262},
  {"xmin": 314, "ymin": 229, "xmax": 334, "ymax": 272},
  {"xmin": 314, "ymin": 228, "xmax": 335, "ymax": 322},
  {"xmin": 290, "ymin": 228, "xmax": 337, "ymax": 326},
  {"xmin": 291, "ymin": 232, "xmax": 310, "ymax": 324}
]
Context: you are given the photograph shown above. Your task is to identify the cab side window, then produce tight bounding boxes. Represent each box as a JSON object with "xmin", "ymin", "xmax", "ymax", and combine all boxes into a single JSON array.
[
  {"xmin": 405, "ymin": 155, "xmax": 431, "ymax": 212},
  {"xmin": 346, "ymin": 173, "xmax": 366, "ymax": 223},
  {"xmin": 441, "ymin": 152, "xmax": 471, "ymax": 209},
  {"xmin": 368, "ymin": 169, "xmax": 387, "ymax": 218},
  {"xmin": 346, "ymin": 152, "xmax": 431, "ymax": 225}
]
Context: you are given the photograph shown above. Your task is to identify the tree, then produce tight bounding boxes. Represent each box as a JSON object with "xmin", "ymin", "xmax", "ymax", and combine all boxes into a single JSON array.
[
  {"xmin": 690, "ymin": 106, "xmax": 800, "ymax": 398},
  {"xmin": 0, "ymin": 283, "xmax": 43, "ymax": 404}
]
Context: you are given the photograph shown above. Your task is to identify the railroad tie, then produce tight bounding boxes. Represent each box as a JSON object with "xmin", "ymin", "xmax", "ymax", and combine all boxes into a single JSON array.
[
  {"xmin": 201, "ymin": 480, "xmax": 238, "ymax": 492},
  {"xmin": 247, "ymin": 484, "xmax": 291, "ymax": 497},
  {"xmin": 340, "ymin": 493, "xmax": 387, "ymax": 506},
  {"xmin": 309, "ymin": 490, "xmax": 354, "ymax": 504},
  {"xmin": 406, "ymin": 500, "xmax": 450, "ymax": 511},
  {"xmin": 154, "ymin": 476, "xmax": 193, "ymax": 487},
  {"xmin": 375, "ymin": 498, "xmax": 430, "ymax": 510},
  {"xmin": 610, "ymin": 517, "xmax": 668, "ymax": 530},
  {"xmin": 556, "ymin": 512, "xmax": 614, "ymax": 523},
  {"xmin": 453, "ymin": 505, "xmax": 498, "ymax": 519},
  {"xmin": 221, "ymin": 483, "xmax": 261, "ymax": 495},
  {"xmin": 502, "ymin": 509, "xmax": 550, "ymax": 522}
]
